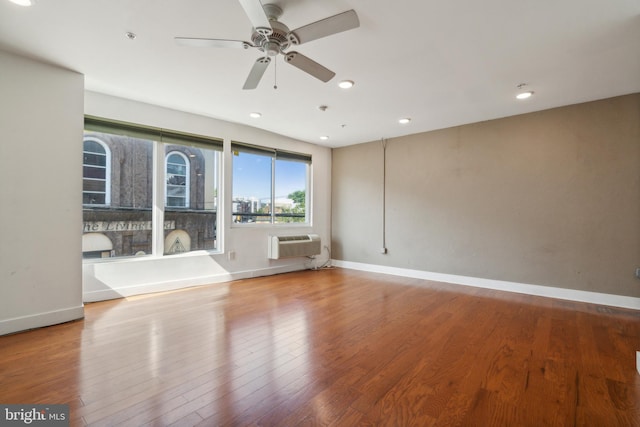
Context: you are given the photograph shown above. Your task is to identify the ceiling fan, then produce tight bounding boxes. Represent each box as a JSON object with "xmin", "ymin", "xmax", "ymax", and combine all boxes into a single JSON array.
[{"xmin": 175, "ymin": 0, "xmax": 360, "ymax": 89}]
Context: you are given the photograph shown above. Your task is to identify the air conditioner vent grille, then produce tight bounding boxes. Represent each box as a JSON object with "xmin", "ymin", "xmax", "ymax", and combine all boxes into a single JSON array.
[
  {"xmin": 268, "ymin": 234, "xmax": 321, "ymax": 259},
  {"xmin": 277, "ymin": 235, "xmax": 311, "ymax": 242}
]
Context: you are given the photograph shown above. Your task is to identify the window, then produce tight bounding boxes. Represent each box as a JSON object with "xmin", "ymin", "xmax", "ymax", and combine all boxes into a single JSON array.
[
  {"xmin": 163, "ymin": 143, "xmax": 220, "ymax": 254},
  {"xmin": 166, "ymin": 151, "xmax": 189, "ymax": 208},
  {"xmin": 275, "ymin": 156, "xmax": 308, "ymax": 224},
  {"xmin": 232, "ymin": 142, "xmax": 310, "ymax": 224},
  {"xmin": 83, "ymin": 138, "xmax": 110, "ymax": 205},
  {"xmin": 82, "ymin": 116, "xmax": 222, "ymax": 259},
  {"xmin": 82, "ymin": 131, "xmax": 154, "ymax": 257}
]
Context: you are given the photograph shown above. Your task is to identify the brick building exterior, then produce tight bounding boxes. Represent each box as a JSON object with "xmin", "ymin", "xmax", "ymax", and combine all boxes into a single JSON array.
[{"xmin": 82, "ymin": 132, "xmax": 217, "ymax": 258}]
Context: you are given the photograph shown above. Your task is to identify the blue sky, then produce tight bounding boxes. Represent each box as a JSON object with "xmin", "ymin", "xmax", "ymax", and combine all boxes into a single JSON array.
[{"xmin": 232, "ymin": 152, "xmax": 307, "ymax": 200}]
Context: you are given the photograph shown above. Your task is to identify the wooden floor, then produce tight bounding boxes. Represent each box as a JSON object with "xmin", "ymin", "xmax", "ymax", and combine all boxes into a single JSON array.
[{"xmin": 1, "ymin": 269, "xmax": 639, "ymax": 426}]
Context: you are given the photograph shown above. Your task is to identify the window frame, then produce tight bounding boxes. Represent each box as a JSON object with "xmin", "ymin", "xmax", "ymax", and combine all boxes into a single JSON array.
[
  {"xmin": 231, "ymin": 141, "xmax": 311, "ymax": 226},
  {"xmin": 82, "ymin": 116, "xmax": 223, "ymax": 260}
]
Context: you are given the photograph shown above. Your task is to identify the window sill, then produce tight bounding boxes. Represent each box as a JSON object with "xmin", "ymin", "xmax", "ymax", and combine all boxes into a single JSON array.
[
  {"xmin": 82, "ymin": 249, "xmax": 222, "ymax": 264},
  {"xmin": 230, "ymin": 222, "xmax": 311, "ymax": 229}
]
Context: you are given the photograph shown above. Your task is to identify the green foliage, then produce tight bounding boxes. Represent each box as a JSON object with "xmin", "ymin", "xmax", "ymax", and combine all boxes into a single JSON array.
[
  {"xmin": 282, "ymin": 190, "xmax": 306, "ymax": 223},
  {"xmin": 288, "ymin": 190, "xmax": 306, "ymax": 206}
]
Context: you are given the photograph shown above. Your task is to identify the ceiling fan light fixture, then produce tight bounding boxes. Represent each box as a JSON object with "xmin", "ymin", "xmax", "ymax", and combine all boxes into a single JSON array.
[
  {"xmin": 263, "ymin": 41, "xmax": 280, "ymax": 56},
  {"xmin": 8, "ymin": 0, "xmax": 33, "ymax": 6},
  {"xmin": 338, "ymin": 80, "xmax": 354, "ymax": 89},
  {"xmin": 249, "ymin": 112, "xmax": 262, "ymax": 118}
]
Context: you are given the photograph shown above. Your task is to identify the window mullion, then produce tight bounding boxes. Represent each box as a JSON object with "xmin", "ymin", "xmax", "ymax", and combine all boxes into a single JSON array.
[
  {"xmin": 152, "ymin": 141, "xmax": 165, "ymax": 256},
  {"xmin": 271, "ymin": 156, "xmax": 276, "ymax": 223}
]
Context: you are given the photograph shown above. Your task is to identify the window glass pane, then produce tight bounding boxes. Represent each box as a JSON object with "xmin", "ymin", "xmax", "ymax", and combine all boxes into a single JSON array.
[
  {"xmin": 164, "ymin": 145, "xmax": 219, "ymax": 254},
  {"xmin": 167, "ymin": 174, "xmax": 186, "ymax": 186},
  {"xmin": 232, "ymin": 150, "xmax": 272, "ymax": 223},
  {"xmin": 168, "ymin": 153, "xmax": 186, "ymax": 165},
  {"xmin": 275, "ymin": 159, "xmax": 308, "ymax": 223},
  {"xmin": 83, "ymin": 179, "xmax": 106, "ymax": 193},
  {"xmin": 82, "ymin": 132, "xmax": 153, "ymax": 259},
  {"xmin": 167, "ymin": 196, "xmax": 183, "ymax": 206},
  {"xmin": 83, "ymin": 139, "xmax": 105, "ymax": 154},
  {"xmin": 83, "ymin": 166, "xmax": 106, "ymax": 179},
  {"xmin": 83, "ymin": 193, "xmax": 105, "ymax": 205},
  {"xmin": 83, "ymin": 153, "xmax": 106, "ymax": 166},
  {"xmin": 167, "ymin": 163, "xmax": 186, "ymax": 175},
  {"xmin": 166, "ymin": 186, "xmax": 184, "ymax": 198}
]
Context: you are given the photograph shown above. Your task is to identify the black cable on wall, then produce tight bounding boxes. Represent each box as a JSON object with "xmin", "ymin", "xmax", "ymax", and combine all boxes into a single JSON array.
[{"xmin": 381, "ymin": 138, "xmax": 387, "ymax": 254}]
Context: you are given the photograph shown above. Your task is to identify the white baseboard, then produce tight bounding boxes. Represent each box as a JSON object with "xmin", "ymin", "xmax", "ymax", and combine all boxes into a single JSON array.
[
  {"xmin": 0, "ymin": 305, "xmax": 85, "ymax": 336},
  {"xmin": 332, "ymin": 260, "xmax": 640, "ymax": 311},
  {"xmin": 83, "ymin": 263, "xmax": 308, "ymax": 302}
]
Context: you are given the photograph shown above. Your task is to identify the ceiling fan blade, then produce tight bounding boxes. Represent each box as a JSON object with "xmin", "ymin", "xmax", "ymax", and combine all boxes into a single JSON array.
[
  {"xmin": 243, "ymin": 57, "xmax": 271, "ymax": 90},
  {"xmin": 290, "ymin": 10, "xmax": 359, "ymax": 44},
  {"xmin": 285, "ymin": 52, "xmax": 335, "ymax": 82},
  {"xmin": 175, "ymin": 37, "xmax": 252, "ymax": 49},
  {"xmin": 237, "ymin": 0, "xmax": 272, "ymax": 35}
]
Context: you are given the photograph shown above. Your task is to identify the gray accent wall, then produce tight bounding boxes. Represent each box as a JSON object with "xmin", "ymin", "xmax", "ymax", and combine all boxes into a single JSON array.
[{"xmin": 332, "ymin": 94, "xmax": 640, "ymax": 298}]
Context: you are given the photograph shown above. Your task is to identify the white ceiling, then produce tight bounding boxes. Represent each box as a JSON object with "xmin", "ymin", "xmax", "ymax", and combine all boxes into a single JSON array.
[{"xmin": 1, "ymin": 0, "xmax": 638, "ymax": 147}]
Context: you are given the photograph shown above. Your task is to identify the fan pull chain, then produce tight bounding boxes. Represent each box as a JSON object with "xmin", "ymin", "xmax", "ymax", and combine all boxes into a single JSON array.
[{"xmin": 274, "ymin": 56, "xmax": 278, "ymax": 90}]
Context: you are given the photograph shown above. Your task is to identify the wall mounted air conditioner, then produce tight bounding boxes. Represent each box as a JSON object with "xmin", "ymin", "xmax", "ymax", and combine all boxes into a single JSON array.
[{"xmin": 268, "ymin": 234, "xmax": 321, "ymax": 259}]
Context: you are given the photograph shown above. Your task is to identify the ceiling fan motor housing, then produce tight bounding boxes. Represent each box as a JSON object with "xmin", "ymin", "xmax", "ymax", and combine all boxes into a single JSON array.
[{"xmin": 251, "ymin": 18, "xmax": 297, "ymax": 56}]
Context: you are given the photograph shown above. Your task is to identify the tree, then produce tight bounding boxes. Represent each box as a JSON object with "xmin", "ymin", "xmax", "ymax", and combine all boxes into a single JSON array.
[
  {"xmin": 286, "ymin": 190, "xmax": 306, "ymax": 223},
  {"xmin": 288, "ymin": 190, "xmax": 305, "ymax": 208}
]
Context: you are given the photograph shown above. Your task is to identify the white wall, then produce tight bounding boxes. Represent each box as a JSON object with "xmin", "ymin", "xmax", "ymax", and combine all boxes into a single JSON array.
[
  {"xmin": 0, "ymin": 50, "xmax": 84, "ymax": 335},
  {"xmin": 83, "ymin": 92, "xmax": 332, "ymax": 301}
]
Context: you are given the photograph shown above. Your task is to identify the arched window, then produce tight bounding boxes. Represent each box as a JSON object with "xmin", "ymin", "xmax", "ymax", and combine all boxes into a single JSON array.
[
  {"xmin": 166, "ymin": 151, "xmax": 190, "ymax": 208},
  {"xmin": 83, "ymin": 138, "xmax": 110, "ymax": 205}
]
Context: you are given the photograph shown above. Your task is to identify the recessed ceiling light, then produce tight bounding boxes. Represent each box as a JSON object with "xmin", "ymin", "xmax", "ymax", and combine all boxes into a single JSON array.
[
  {"xmin": 8, "ymin": 0, "xmax": 33, "ymax": 6},
  {"xmin": 398, "ymin": 118, "xmax": 411, "ymax": 124},
  {"xmin": 320, "ymin": 136, "xmax": 329, "ymax": 141},
  {"xmin": 338, "ymin": 80, "xmax": 354, "ymax": 89},
  {"xmin": 249, "ymin": 112, "xmax": 262, "ymax": 118},
  {"xmin": 516, "ymin": 83, "xmax": 534, "ymax": 100},
  {"xmin": 516, "ymin": 91, "xmax": 534, "ymax": 100}
]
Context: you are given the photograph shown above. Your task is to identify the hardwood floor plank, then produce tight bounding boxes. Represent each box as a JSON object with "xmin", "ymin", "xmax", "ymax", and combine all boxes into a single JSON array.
[
  {"xmin": 1, "ymin": 269, "xmax": 638, "ymax": 426},
  {"xmin": 273, "ymin": 366, "xmax": 365, "ymax": 427}
]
